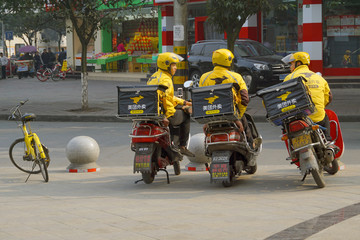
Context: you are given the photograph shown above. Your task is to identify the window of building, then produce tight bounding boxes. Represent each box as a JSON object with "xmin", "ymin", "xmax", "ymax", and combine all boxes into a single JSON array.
[
  {"xmin": 263, "ymin": 0, "xmax": 298, "ymax": 56},
  {"xmin": 323, "ymin": 0, "xmax": 360, "ymax": 68}
]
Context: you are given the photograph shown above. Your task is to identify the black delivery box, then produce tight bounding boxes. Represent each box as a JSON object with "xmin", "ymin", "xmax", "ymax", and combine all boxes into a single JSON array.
[
  {"xmin": 191, "ymin": 83, "xmax": 240, "ymax": 124},
  {"xmin": 256, "ymin": 77, "xmax": 315, "ymax": 126},
  {"xmin": 117, "ymin": 85, "xmax": 163, "ymax": 120}
]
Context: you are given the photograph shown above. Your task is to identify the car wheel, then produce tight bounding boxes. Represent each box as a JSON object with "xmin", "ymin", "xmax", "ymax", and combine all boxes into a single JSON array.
[
  {"xmin": 189, "ymin": 70, "xmax": 201, "ymax": 87},
  {"xmin": 241, "ymin": 71, "xmax": 256, "ymax": 94}
]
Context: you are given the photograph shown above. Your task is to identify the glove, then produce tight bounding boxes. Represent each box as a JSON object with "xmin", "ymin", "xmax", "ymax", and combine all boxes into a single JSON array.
[
  {"xmin": 162, "ymin": 118, "xmax": 169, "ymax": 127},
  {"xmin": 182, "ymin": 106, "xmax": 192, "ymax": 115}
]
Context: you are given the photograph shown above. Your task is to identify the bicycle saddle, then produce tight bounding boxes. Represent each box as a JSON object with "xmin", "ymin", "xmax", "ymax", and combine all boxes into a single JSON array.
[{"xmin": 21, "ymin": 113, "xmax": 36, "ymax": 122}]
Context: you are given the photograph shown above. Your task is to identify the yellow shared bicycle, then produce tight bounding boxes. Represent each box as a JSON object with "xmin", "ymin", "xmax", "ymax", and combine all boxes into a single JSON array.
[{"xmin": 8, "ymin": 100, "xmax": 50, "ymax": 182}]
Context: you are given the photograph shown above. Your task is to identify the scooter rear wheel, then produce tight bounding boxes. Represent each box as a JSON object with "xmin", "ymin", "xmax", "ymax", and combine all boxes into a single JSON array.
[
  {"xmin": 173, "ymin": 161, "xmax": 181, "ymax": 175},
  {"xmin": 222, "ymin": 169, "xmax": 235, "ymax": 187},
  {"xmin": 245, "ymin": 163, "xmax": 257, "ymax": 174},
  {"xmin": 324, "ymin": 159, "xmax": 339, "ymax": 175},
  {"xmin": 142, "ymin": 171, "xmax": 155, "ymax": 184}
]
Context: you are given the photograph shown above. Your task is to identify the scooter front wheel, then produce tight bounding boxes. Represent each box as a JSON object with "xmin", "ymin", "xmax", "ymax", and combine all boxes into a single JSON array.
[{"xmin": 311, "ymin": 169, "xmax": 325, "ymax": 188}]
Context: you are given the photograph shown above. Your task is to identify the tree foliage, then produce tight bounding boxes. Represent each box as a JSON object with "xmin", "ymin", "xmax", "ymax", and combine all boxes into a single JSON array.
[
  {"xmin": 0, "ymin": 0, "xmax": 65, "ymax": 49},
  {"xmin": 206, "ymin": 0, "xmax": 284, "ymax": 53},
  {"xmin": 33, "ymin": 0, "xmax": 146, "ymax": 110}
]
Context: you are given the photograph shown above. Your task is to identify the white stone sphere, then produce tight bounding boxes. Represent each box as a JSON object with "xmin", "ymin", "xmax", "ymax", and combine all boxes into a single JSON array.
[
  {"xmin": 66, "ymin": 136, "xmax": 100, "ymax": 164},
  {"xmin": 187, "ymin": 133, "xmax": 211, "ymax": 164}
]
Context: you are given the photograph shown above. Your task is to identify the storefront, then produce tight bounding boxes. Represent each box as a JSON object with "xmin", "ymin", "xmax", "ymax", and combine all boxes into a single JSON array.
[
  {"xmin": 322, "ymin": 0, "xmax": 360, "ymax": 76},
  {"xmin": 82, "ymin": 1, "xmax": 160, "ymax": 73},
  {"xmin": 67, "ymin": 0, "xmax": 359, "ymax": 76},
  {"xmin": 156, "ymin": 0, "xmax": 360, "ymax": 77}
]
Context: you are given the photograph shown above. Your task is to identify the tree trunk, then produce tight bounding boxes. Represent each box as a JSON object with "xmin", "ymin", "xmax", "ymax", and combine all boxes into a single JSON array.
[
  {"xmin": 227, "ymin": 31, "xmax": 236, "ymax": 54},
  {"xmin": 81, "ymin": 44, "xmax": 88, "ymax": 110}
]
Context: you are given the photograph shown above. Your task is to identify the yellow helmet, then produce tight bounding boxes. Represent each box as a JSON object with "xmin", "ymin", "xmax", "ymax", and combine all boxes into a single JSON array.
[
  {"xmin": 212, "ymin": 49, "xmax": 234, "ymax": 67},
  {"xmin": 157, "ymin": 52, "xmax": 183, "ymax": 72},
  {"xmin": 282, "ymin": 52, "xmax": 310, "ymax": 65}
]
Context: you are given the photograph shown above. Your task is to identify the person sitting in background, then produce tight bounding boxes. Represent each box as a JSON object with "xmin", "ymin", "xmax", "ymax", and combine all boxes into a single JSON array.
[
  {"xmin": 342, "ymin": 50, "xmax": 352, "ymax": 67},
  {"xmin": 117, "ymin": 40, "xmax": 126, "ymax": 53}
]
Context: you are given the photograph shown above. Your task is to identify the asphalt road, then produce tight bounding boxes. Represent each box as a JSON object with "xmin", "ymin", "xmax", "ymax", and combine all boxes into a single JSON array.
[{"xmin": 1, "ymin": 121, "xmax": 359, "ymax": 169}]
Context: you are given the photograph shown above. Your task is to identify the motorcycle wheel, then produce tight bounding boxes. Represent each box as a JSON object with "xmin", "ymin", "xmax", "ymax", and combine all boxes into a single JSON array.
[
  {"xmin": 222, "ymin": 169, "xmax": 235, "ymax": 187},
  {"xmin": 245, "ymin": 163, "xmax": 257, "ymax": 174},
  {"xmin": 173, "ymin": 161, "xmax": 181, "ymax": 175},
  {"xmin": 311, "ymin": 169, "xmax": 325, "ymax": 188},
  {"xmin": 324, "ymin": 159, "xmax": 339, "ymax": 175}
]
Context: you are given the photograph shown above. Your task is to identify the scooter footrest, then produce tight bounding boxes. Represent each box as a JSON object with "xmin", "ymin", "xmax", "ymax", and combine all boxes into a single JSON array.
[{"xmin": 290, "ymin": 159, "xmax": 299, "ymax": 164}]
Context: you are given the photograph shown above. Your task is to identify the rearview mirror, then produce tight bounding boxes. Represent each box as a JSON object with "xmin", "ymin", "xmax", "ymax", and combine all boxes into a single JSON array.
[{"xmin": 184, "ymin": 80, "xmax": 193, "ymax": 88}]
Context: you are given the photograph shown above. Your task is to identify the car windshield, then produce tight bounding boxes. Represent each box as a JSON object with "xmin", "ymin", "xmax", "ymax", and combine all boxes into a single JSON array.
[{"xmin": 234, "ymin": 41, "xmax": 274, "ymax": 57}]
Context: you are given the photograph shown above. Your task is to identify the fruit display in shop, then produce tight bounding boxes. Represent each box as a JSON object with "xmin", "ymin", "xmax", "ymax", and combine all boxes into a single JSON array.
[
  {"xmin": 127, "ymin": 33, "xmax": 157, "ymax": 54},
  {"xmin": 126, "ymin": 20, "xmax": 158, "ymax": 54},
  {"xmin": 92, "ymin": 52, "xmax": 127, "ymax": 59}
]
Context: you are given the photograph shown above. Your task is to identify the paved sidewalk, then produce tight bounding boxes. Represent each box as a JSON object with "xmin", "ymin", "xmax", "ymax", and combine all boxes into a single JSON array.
[
  {"xmin": 0, "ymin": 164, "xmax": 359, "ymax": 240},
  {"xmin": 0, "ymin": 74, "xmax": 359, "ymax": 122}
]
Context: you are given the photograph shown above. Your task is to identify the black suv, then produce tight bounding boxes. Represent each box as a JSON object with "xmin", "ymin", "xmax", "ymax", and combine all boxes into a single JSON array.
[{"xmin": 187, "ymin": 39, "xmax": 290, "ymax": 93}]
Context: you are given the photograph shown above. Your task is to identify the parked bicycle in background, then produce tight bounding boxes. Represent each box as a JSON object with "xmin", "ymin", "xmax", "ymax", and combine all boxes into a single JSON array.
[
  {"xmin": 36, "ymin": 64, "xmax": 56, "ymax": 82},
  {"xmin": 51, "ymin": 59, "xmax": 74, "ymax": 81}
]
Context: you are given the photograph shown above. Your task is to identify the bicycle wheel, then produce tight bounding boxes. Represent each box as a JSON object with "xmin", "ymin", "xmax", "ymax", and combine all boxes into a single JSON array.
[
  {"xmin": 33, "ymin": 140, "xmax": 50, "ymax": 182},
  {"xmin": 51, "ymin": 68, "xmax": 60, "ymax": 81},
  {"xmin": 36, "ymin": 69, "xmax": 48, "ymax": 82},
  {"xmin": 42, "ymin": 144, "xmax": 51, "ymax": 168},
  {"xmin": 38, "ymin": 158, "xmax": 49, "ymax": 182},
  {"xmin": 9, "ymin": 138, "xmax": 41, "ymax": 174},
  {"xmin": 60, "ymin": 71, "xmax": 66, "ymax": 80},
  {"xmin": 67, "ymin": 67, "xmax": 74, "ymax": 75}
]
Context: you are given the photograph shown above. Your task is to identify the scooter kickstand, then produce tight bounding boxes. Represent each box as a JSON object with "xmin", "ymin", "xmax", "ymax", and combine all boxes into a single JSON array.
[
  {"xmin": 25, "ymin": 161, "xmax": 37, "ymax": 183},
  {"xmin": 135, "ymin": 179, "xmax": 144, "ymax": 184},
  {"xmin": 301, "ymin": 173, "xmax": 307, "ymax": 182},
  {"xmin": 159, "ymin": 169, "xmax": 170, "ymax": 184}
]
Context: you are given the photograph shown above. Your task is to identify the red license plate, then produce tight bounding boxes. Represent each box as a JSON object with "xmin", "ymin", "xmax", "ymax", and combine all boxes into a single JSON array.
[
  {"xmin": 134, "ymin": 154, "xmax": 151, "ymax": 171},
  {"xmin": 211, "ymin": 163, "xmax": 229, "ymax": 179}
]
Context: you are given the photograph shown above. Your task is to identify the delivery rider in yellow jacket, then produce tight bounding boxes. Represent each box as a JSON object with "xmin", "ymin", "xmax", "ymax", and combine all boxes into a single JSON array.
[
  {"xmin": 147, "ymin": 52, "xmax": 194, "ymax": 157},
  {"xmin": 199, "ymin": 48, "xmax": 260, "ymax": 149},
  {"xmin": 282, "ymin": 52, "xmax": 333, "ymax": 140}
]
